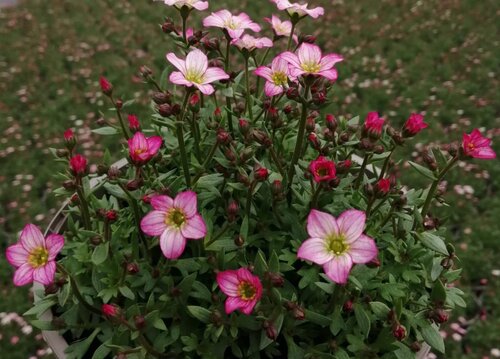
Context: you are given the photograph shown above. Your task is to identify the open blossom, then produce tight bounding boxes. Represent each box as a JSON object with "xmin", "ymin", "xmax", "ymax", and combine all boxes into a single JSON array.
[
  {"xmin": 309, "ymin": 156, "xmax": 336, "ymax": 183},
  {"xmin": 297, "ymin": 209, "xmax": 378, "ymax": 284},
  {"xmin": 280, "ymin": 43, "xmax": 343, "ymax": 81},
  {"xmin": 167, "ymin": 49, "xmax": 229, "ymax": 95},
  {"xmin": 403, "ymin": 113, "xmax": 428, "ymax": 137},
  {"xmin": 163, "ymin": 0, "xmax": 208, "ymax": 11},
  {"xmin": 271, "ymin": 0, "xmax": 324, "ymax": 19},
  {"xmin": 462, "ymin": 129, "xmax": 496, "ymax": 160},
  {"xmin": 265, "ymin": 15, "xmax": 292, "ymax": 37},
  {"xmin": 203, "ymin": 10, "xmax": 261, "ymax": 39},
  {"xmin": 231, "ymin": 34, "xmax": 273, "ymax": 51},
  {"xmin": 128, "ymin": 132, "xmax": 162, "ymax": 166},
  {"xmin": 363, "ymin": 112, "xmax": 385, "ymax": 139},
  {"xmin": 141, "ymin": 191, "xmax": 207, "ymax": 259},
  {"xmin": 216, "ymin": 268, "xmax": 263, "ymax": 315},
  {"xmin": 6, "ymin": 224, "xmax": 64, "ymax": 286},
  {"xmin": 255, "ymin": 56, "xmax": 294, "ymax": 97}
]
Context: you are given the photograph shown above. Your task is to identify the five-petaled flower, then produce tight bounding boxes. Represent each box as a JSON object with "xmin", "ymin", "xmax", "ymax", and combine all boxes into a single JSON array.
[
  {"xmin": 6, "ymin": 224, "xmax": 64, "ymax": 286},
  {"xmin": 264, "ymin": 15, "xmax": 293, "ymax": 37},
  {"xmin": 403, "ymin": 113, "xmax": 428, "ymax": 137},
  {"xmin": 255, "ymin": 56, "xmax": 294, "ymax": 97},
  {"xmin": 280, "ymin": 43, "xmax": 343, "ymax": 81},
  {"xmin": 231, "ymin": 34, "xmax": 273, "ymax": 51},
  {"xmin": 162, "ymin": 0, "xmax": 208, "ymax": 11},
  {"xmin": 309, "ymin": 156, "xmax": 336, "ymax": 183},
  {"xmin": 141, "ymin": 191, "xmax": 207, "ymax": 259},
  {"xmin": 128, "ymin": 132, "xmax": 163, "ymax": 166},
  {"xmin": 203, "ymin": 10, "xmax": 261, "ymax": 39},
  {"xmin": 271, "ymin": 0, "xmax": 324, "ymax": 19},
  {"xmin": 363, "ymin": 112, "xmax": 385, "ymax": 139},
  {"xmin": 297, "ymin": 209, "xmax": 378, "ymax": 284},
  {"xmin": 167, "ymin": 49, "xmax": 230, "ymax": 95},
  {"xmin": 462, "ymin": 129, "xmax": 496, "ymax": 160},
  {"xmin": 216, "ymin": 268, "xmax": 263, "ymax": 315}
]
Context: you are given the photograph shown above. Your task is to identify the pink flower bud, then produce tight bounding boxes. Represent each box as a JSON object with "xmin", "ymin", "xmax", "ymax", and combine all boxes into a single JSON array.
[
  {"xmin": 393, "ymin": 324, "xmax": 406, "ymax": 341},
  {"xmin": 254, "ymin": 167, "xmax": 269, "ymax": 182},
  {"xmin": 363, "ymin": 112, "xmax": 385, "ymax": 140},
  {"xmin": 64, "ymin": 129, "xmax": 74, "ymax": 142},
  {"xmin": 102, "ymin": 303, "xmax": 121, "ymax": 319},
  {"xmin": 375, "ymin": 178, "xmax": 391, "ymax": 197},
  {"xmin": 99, "ymin": 76, "xmax": 113, "ymax": 96},
  {"xmin": 403, "ymin": 113, "xmax": 428, "ymax": 137},
  {"xmin": 69, "ymin": 155, "xmax": 87, "ymax": 176},
  {"xmin": 127, "ymin": 114, "xmax": 141, "ymax": 132}
]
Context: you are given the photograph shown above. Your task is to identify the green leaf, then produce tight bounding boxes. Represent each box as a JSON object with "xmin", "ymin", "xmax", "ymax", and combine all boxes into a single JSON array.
[
  {"xmin": 354, "ymin": 304, "xmax": 371, "ymax": 338},
  {"xmin": 417, "ymin": 232, "xmax": 449, "ymax": 255},
  {"xmin": 65, "ymin": 328, "xmax": 101, "ymax": 359},
  {"xmin": 92, "ymin": 127, "xmax": 118, "ymax": 136},
  {"xmin": 24, "ymin": 296, "xmax": 58, "ymax": 317},
  {"xmin": 421, "ymin": 323, "xmax": 445, "ymax": 353},
  {"xmin": 369, "ymin": 301, "xmax": 391, "ymax": 319},
  {"xmin": 91, "ymin": 340, "xmax": 112, "ymax": 359},
  {"xmin": 305, "ymin": 309, "xmax": 331, "ymax": 326},
  {"xmin": 187, "ymin": 306, "xmax": 211, "ymax": 323},
  {"xmin": 91, "ymin": 243, "xmax": 109, "ymax": 265},
  {"xmin": 430, "ymin": 280, "xmax": 447, "ymax": 303},
  {"xmin": 285, "ymin": 335, "xmax": 305, "ymax": 359},
  {"xmin": 334, "ymin": 348, "xmax": 351, "ymax": 359},
  {"xmin": 408, "ymin": 161, "xmax": 437, "ymax": 180},
  {"xmin": 330, "ymin": 307, "xmax": 345, "ymax": 335},
  {"xmin": 119, "ymin": 286, "xmax": 135, "ymax": 300}
]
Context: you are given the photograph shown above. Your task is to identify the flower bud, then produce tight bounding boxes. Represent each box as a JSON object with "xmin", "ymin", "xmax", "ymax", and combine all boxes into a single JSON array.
[
  {"xmin": 338, "ymin": 131, "xmax": 351, "ymax": 144},
  {"xmin": 325, "ymin": 114, "xmax": 338, "ymax": 131},
  {"xmin": 62, "ymin": 180, "xmax": 76, "ymax": 191},
  {"xmin": 306, "ymin": 116, "xmax": 316, "ymax": 132},
  {"xmin": 153, "ymin": 92, "xmax": 171, "ymax": 105},
  {"xmin": 126, "ymin": 178, "xmax": 144, "ymax": 191},
  {"xmin": 102, "ymin": 304, "xmax": 121, "ymax": 319},
  {"xmin": 105, "ymin": 209, "xmax": 118, "ymax": 222},
  {"xmin": 239, "ymin": 147, "xmax": 254, "ymax": 164},
  {"xmin": 362, "ymin": 112, "xmax": 385, "ymax": 140},
  {"xmin": 227, "ymin": 200, "xmax": 239, "ymax": 222},
  {"xmin": 308, "ymin": 133, "xmax": 321, "ymax": 151},
  {"xmin": 99, "ymin": 76, "xmax": 113, "ymax": 96},
  {"xmin": 283, "ymin": 104, "xmax": 293, "ymax": 115},
  {"xmin": 237, "ymin": 173, "xmax": 251, "ymax": 186},
  {"xmin": 134, "ymin": 315, "xmax": 146, "ymax": 330},
  {"xmin": 202, "ymin": 37, "xmax": 220, "ymax": 51},
  {"xmin": 210, "ymin": 310, "xmax": 223, "ymax": 327},
  {"xmin": 189, "ymin": 92, "xmax": 200, "ymax": 112},
  {"xmin": 115, "ymin": 98, "xmax": 123, "ymax": 110},
  {"xmin": 217, "ymin": 129, "xmax": 231, "ymax": 145},
  {"xmin": 300, "ymin": 34, "xmax": 316, "ymax": 44},
  {"xmin": 254, "ymin": 167, "xmax": 269, "ymax": 182},
  {"xmin": 359, "ymin": 138, "xmax": 374, "ymax": 151},
  {"xmin": 69, "ymin": 155, "xmax": 88, "ymax": 176},
  {"xmin": 422, "ymin": 151, "xmax": 438, "ymax": 171},
  {"xmin": 265, "ymin": 272, "xmax": 284, "ymax": 287},
  {"xmin": 312, "ymin": 91, "xmax": 327, "ymax": 105},
  {"xmin": 392, "ymin": 324, "xmax": 406, "ymax": 341},
  {"xmin": 56, "ymin": 149, "xmax": 69, "ymax": 158},
  {"xmin": 139, "ymin": 65, "xmax": 152, "ymax": 79},
  {"xmin": 252, "ymin": 129, "xmax": 272, "ymax": 147},
  {"xmin": 410, "ymin": 342, "xmax": 422, "ymax": 353},
  {"xmin": 292, "ymin": 305, "xmax": 306, "ymax": 320},
  {"xmin": 403, "ymin": 113, "xmax": 428, "ymax": 138},
  {"xmin": 286, "ymin": 86, "xmax": 299, "ymax": 100},
  {"xmin": 64, "ymin": 129, "xmax": 76, "ymax": 150},
  {"xmin": 107, "ymin": 166, "xmax": 121, "ymax": 180},
  {"xmin": 432, "ymin": 309, "xmax": 449, "ymax": 324},
  {"xmin": 161, "ymin": 19, "xmax": 176, "ymax": 33},
  {"xmin": 170, "ymin": 103, "xmax": 181, "ymax": 116},
  {"xmin": 267, "ymin": 107, "xmax": 279, "ymax": 122},
  {"xmin": 127, "ymin": 262, "xmax": 139, "ymax": 275},
  {"xmin": 336, "ymin": 160, "xmax": 352, "ymax": 174},
  {"xmin": 373, "ymin": 145, "xmax": 385, "ymax": 154},
  {"xmin": 213, "ymin": 107, "xmax": 222, "ymax": 120},
  {"xmin": 224, "ymin": 148, "xmax": 236, "ymax": 162},
  {"xmin": 271, "ymin": 180, "xmax": 284, "ymax": 199},
  {"xmin": 343, "ymin": 299, "xmax": 353, "ymax": 313},
  {"xmin": 234, "ymin": 235, "xmax": 245, "ymax": 247},
  {"xmin": 90, "ymin": 235, "xmax": 102, "ymax": 246},
  {"xmin": 239, "ymin": 118, "xmax": 250, "ymax": 135},
  {"xmin": 375, "ymin": 178, "xmax": 391, "ymax": 197},
  {"xmin": 264, "ymin": 321, "xmax": 278, "ymax": 341},
  {"xmin": 367, "ymin": 257, "xmax": 381, "ymax": 268},
  {"xmin": 127, "ymin": 114, "xmax": 141, "ymax": 132}
]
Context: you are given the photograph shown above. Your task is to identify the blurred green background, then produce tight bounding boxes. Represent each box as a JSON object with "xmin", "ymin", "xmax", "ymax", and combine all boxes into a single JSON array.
[{"xmin": 0, "ymin": 0, "xmax": 498, "ymax": 358}]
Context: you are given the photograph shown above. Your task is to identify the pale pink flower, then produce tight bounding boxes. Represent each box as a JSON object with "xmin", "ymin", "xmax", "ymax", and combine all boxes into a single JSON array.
[
  {"xmin": 264, "ymin": 15, "xmax": 293, "ymax": 37},
  {"xmin": 128, "ymin": 132, "xmax": 163, "ymax": 166},
  {"xmin": 203, "ymin": 10, "xmax": 261, "ymax": 39},
  {"xmin": 141, "ymin": 191, "xmax": 207, "ymax": 259},
  {"xmin": 231, "ymin": 34, "xmax": 273, "ymax": 51},
  {"xmin": 255, "ymin": 56, "xmax": 294, "ymax": 97},
  {"xmin": 167, "ymin": 49, "xmax": 229, "ymax": 95},
  {"xmin": 6, "ymin": 224, "xmax": 64, "ymax": 286},
  {"xmin": 297, "ymin": 209, "xmax": 378, "ymax": 284},
  {"xmin": 280, "ymin": 43, "xmax": 343, "ymax": 81},
  {"xmin": 462, "ymin": 129, "xmax": 496, "ymax": 160},
  {"xmin": 163, "ymin": 0, "xmax": 208, "ymax": 11},
  {"xmin": 271, "ymin": 0, "xmax": 324, "ymax": 19},
  {"xmin": 216, "ymin": 268, "xmax": 263, "ymax": 315}
]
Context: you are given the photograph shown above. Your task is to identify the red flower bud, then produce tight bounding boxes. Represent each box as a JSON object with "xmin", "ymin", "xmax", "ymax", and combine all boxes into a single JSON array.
[
  {"xmin": 102, "ymin": 304, "xmax": 121, "ymax": 319},
  {"xmin": 306, "ymin": 116, "xmax": 316, "ymax": 132},
  {"xmin": 336, "ymin": 159, "xmax": 352, "ymax": 174},
  {"xmin": 403, "ymin": 113, "xmax": 428, "ymax": 137},
  {"xmin": 99, "ymin": 76, "xmax": 113, "ymax": 96},
  {"xmin": 227, "ymin": 200, "xmax": 239, "ymax": 222},
  {"xmin": 432, "ymin": 309, "xmax": 449, "ymax": 324},
  {"xmin": 308, "ymin": 133, "xmax": 321, "ymax": 151},
  {"xmin": 239, "ymin": 118, "xmax": 250, "ymax": 135},
  {"xmin": 69, "ymin": 155, "xmax": 87, "ymax": 176},
  {"xmin": 127, "ymin": 263, "xmax": 140, "ymax": 275},
  {"xmin": 213, "ymin": 107, "xmax": 222, "ymax": 119},
  {"xmin": 393, "ymin": 324, "xmax": 406, "ymax": 341},
  {"xmin": 343, "ymin": 300, "xmax": 353, "ymax": 313},
  {"xmin": 216, "ymin": 130, "xmax": 231, "ymax": 145},
  {"xmin": 325, "ymin": 114, "xmax": 338, "ymax": 131},
  {"xmin": 127, "ymin": 114, "xmax": 141, "ymax": 132},
  {"xmin": 254, "ymin": 167, "xmax": 269, "ymax": 182},
  {"xmin": 363, "ymin": 112, "xmax": 385, "ymax": 140},
  {"xmin": 375, "ymin": 178, "xmax": 391, "ymax": 197},
  {"xmin": 64, "ymin": 129, "xmax": 74, "ymax": 142},
  {"xmin": 105, "ymin": 209, "xmax": 118, "ymax": 222},
  {"xmin": 189, "ymin": 92, "xmax": 200, "ymax": 112}
]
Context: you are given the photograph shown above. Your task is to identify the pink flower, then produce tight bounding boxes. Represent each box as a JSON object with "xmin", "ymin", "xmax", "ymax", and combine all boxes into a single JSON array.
[
  {"xmin": 128, "ymin": 132, "xmax": 162, "ymax": 166},
  {"xmin": 280, "ymin": 43, "xmax": 343, "ymax": 81},
  {"xmin": 403, "ymin": 113, "xmax": 428, "ymax": 137},
  {"xmin": 264, "ymin": 15, "xmax": 293, "ymax": 37},
  {"xmin": 163, "ymin": 0, "xmax": 208, "ymax": 11},
  {"xmin": 309, "ymin": 156, "xmax": 336, "ymax": 183},
  {"xmin": 203, "ymin": 10, "xmax": 261, "ymax": 39},
  {"xmin": 462, "ymin": 129, "xmax": 496, "ymax": 160},
  {"xmin": 69, "ymin": 154, "xmax": 87, "ymax": 175},
  {"xmin": 363, "ymin": 112, "xmax": 385, "ymax": 139},
  {"xmin": 271, "ymin": 0, "xmax": 324, "ymax": 19},
  {"xmin": 297, "ymin": 209, "xmax": 378, "ymax": 284},
  {"xmin": 140, "ymin": 191, "xmax": 207, "ymax": 259},
  {"xmin": 6, "ymin": 224, "xmax": 64, "ymax": 286},
  {"xmin": 231, "ymin": 34, "xmax": 273, "ymax": 51},
  {"xmin": 255, "ymin": 56, "xmax": 294, "ymax": 97},
  {"xmin": 166, "ymin": 49, "xmax": 229, "ymax": 95},
  {"xmin": 216, "ymin": 268, "xmax": 263, "ymax": 315}
]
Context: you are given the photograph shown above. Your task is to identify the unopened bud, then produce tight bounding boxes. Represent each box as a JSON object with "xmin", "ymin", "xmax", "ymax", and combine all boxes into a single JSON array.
[
  {"xmin": 134, "ymin": 315, "xmax": 146, "ymax": 330},
  {"xmin": 153, "ymin": 92, "xmax": 171, "ymax": 105},
  {"xmin": 127, "ymin": 262, "xmax": 139, "ymax": 275},
  {"xmin": 343, "ymin": 300, "xmax": 353, "ymax": 313},
  {"xmin": 392, "ymin": 324, "xmax": 406, "ymax": 341},
  {"xmin": 254, "ymin": 167, "xmax": 269, "ymax": 182},
  {"xmin": 252, "ymin": 129, "xmax": 272, "ymax": 147},
  {"xmin": 227, "ymin": 200, "xmax": 239, "ymax": 222}
]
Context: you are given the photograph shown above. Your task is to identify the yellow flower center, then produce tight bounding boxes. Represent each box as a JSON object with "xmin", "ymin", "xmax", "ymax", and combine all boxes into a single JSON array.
[
  {"xmin": 166, "ymin": 208, "xmax": 186, "ymax": 228},
  {"xmin": 237, "ymin": 281, "xmax": 256, "ymax": 300},
  {"xmin": 134, "ymin": 148, "xmax": 146, "ymax": 155},
  {"xmin": 225, "ymin": 19, "xmax": 239, "ymax": 30},
  {"xmin": 467, "ymin": 143, "xmax": 475, "ymax": 150},
  {"xmin": 301, "ymin": 62, "xmax": 321, "ymax": 73},
  {"xmin": 326, "ymin": 235, "xmax": 349, "ymax": 255},
  {"xmin": 28, "ymin": 247, "xmax": 49, "ymax": 268},
  {"xmin": 271, "ymin": 71, "xmax": 288, "ymax": 86},
  {"xmin": 185, "ymin": 71, "xmax": 204, "ymax": 84}
]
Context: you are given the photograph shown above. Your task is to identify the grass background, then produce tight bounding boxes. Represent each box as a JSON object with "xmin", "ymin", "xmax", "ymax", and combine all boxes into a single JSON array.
[{"xmin": 0, "ymin": 0, "xmax": 498, "ymax": 357}]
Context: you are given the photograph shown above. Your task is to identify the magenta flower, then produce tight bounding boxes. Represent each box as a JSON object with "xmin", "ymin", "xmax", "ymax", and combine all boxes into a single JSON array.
[
  {"xmin": 167, "ymin": 49, "xmax": 229, "ymax": 95},
  {"xmin": 297, "ymin": 209, "xmax": 378, "ymax": 284},
  {"xmin": 462, "ymin": 129, "xmax": 496, "ymax": 160},
  {"xmin": 231, "ymin": 34, "xmax": 273, "ymax": 51},
  {"xmin": 203, "ymin": 10, "xmax": 261, "ymax": 39},
  {"xmin": 128, "ymin": 132, "xmax": 163, "ymax": 166},
  {"xmin": 271, "ymin": 0, "xmax": 324, "ymax": 19},
  {"xmin": 309, "ymin": 156, "xmax": 336, "ymax": 183},
  {"xmin": 255, "ymin": 56, "xmax": 294, "ymax": 97},
  {"xmin": 363, "ymin": 112, "xmax": 385, "ymax": 139},
  {"xmin": 265, "ymin": 15, "xmax": 293, "ymax": 37},
  {"xmin": 403, "ymin": 113, "xmax": 428, "ymax": 137},
  {"xmin": 6, "ymin": 224, "xmax": 64, "ymax": 286},
  {"xmin": 216, "ymin": 268, "xmax": 263, "ymax": 315},
  {"xmin": 141, "ymin": 191, "xmax": 207, "ymax": 259},
  {"xmin": 69, "ymin": 154, "xmax": 87, "ymax": 175},
  {"xmin": 163, "ymin": 0, "xmax": 208, "ymax": 11},
  {"xmin": 280, "ymin": 43, "xmax": 343, "ymax": 81}
]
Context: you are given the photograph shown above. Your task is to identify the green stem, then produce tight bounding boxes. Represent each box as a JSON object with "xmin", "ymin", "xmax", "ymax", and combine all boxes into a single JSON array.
[
  {"xmin": 57, "ymin": 264, "xmax": 101, "ymax": 315},
  {"xmin": 287, "ymin": 21, "xmax": 297, "ymax": 51},
  {"xmin": 224, "ymin": 37, "xmax": 234, "ymax": 136},
  {"xmin": 190, "ymin": 113, "xmax": 201, "ymax": 161},
  {"xmin": 245, "ymin": 182, "xmax": 257, "ymax": 218},
  {"xmin": 365, "ymin": 197, "xmax": 375, "ymax": 217},
  {"xmin": 76, "ymin": 186, "xmax": 91, "ymax": 230},
  {"xmin": 192, "ymin": 142, "xmax": 219, "ymax": 185},
  {"xmin": 205, "ymin": 222, "xmax": 230, "ymax": 248},
  {"xmin": 177, "ymin": 91, "xmax": 192, "ymax": 187},
  {"xmin": 244, "ymin": 57, "xmax": 253, "ymax": 121},
  {"xmin": 354, "ymin": 153, "xmax": 370, "ymax": 189},
  {"xmin": 310, "ymin": 184, "xmax": 323, "ymax": 209},
  {"xmin": 182, "ymin": 14, "xmax": 188, "ymax": 45},
  {"xmin": 269, "ymin": 146, "xmax": 286, "ymax": 180},
  {"xmin": 378, "ymin": 145, "xmax": 396, "ymax": 180},
  {"xmin": 111, "ymin": 97, "xmax": 130, "ymax": 140}
]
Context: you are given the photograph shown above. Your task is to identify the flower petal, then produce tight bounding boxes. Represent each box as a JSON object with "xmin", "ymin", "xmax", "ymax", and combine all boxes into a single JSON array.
[
  {"xmin": 272, "ymin": 56, "xmax": 290, "ymax": 74},
  {"xmin": 337, "ymin": 209, "xmax": 366, "ymax": 243},
  {"xmin": 225, "ymin": 296, "xmax": 244, "ymax": 314},
  {"xmin": 6, "ymin": 244, "xmax": 29, "ymax": 268},
  {"xmin": 264, "ymin": 82, "xmax": 284, "ymax": 97},
  {"xmin": 323, "ymin": 255, "xmax": 353, "ymax": 284},
  {"xmin": 33, "ymin": 261, "xmax": 56, "ymax": 285},
  {"xmin": 297, "ymin": 237, "xmax": 332, "ymax": 265},
  {"xmin": 203, "ymin": 13, "xmax": 225, "ymax": 28},
  {"xmin": 320, "ymin": 54, "xmax": 344, "ymax": 69},
  {"xmin": 254, "ymin": 66, "xmax": 273, "ymax": 82},
  {"xmin": 150, "ymin": 195, "xmax": 174, "ymax": 211},
  {"xmin": 318, "ymin": 69, "xmax": 338, "ymax": 81},
  {"xmin": 216, "ymin": 270, "xmax": 240, "ymax": 296},
  {"xmin": 141, "ymin": 211, "xmax": 168, "ymax": 236},
  {"xmin": 279, "ymin": 51, "xmax": 301, "ymax": 69},
  {"xmin": 181, "ymin": 214, "xmax": 207, "ymax": 239},
  {"xmin": 146, "ymin": 136, "xmax": 163, "ymax": 156},
  {"xmin": 13, "ymin": 263, "xmax": 34, "ymax": 287},
  {"xmin": 195, "ymin": 83, "xmax": 215, "ymax": 95},
  {"xmin": 240, "ymin": 299, "xmax": 257, "ymax": 315},
  {"xmin": 186, "ymin": 49, "xmax": 208, "ymax": 78},
  {"xmin": 307, "ymin": 209, "xmax": 339, "ymax": 238},
  {"xmin": 473, "ymin": 147, "xmax": 496, "ymax": 159},
  {"xmin": 169, "ymin": 71, "xmax": 192, "ymax": 86},
  {"xmin": 20, "ymin": 224, "xmax": 45, "ymax": 252},
  {"xmin": 202, "ymin": 67, "xmax": 229, "ymax": 84},
  {"xmin": 174, "ymin": 190, "xmax": 198, "ymax": 217},
  {"xmin": 191, "ymin": 1, "xmax": 208, "ymax": 10},
  {"xmin": 298, "ymin": 43, "xmax": 322, "ymax": 66},
  {"xmin": 160, "ymin": 228, "xmax": 187, "ymax": 259},
  {"xmin": 45, "ymin": 234, "xmax": 64, "ymax": 261},
  {"xmin": 349, "ymin": 235, "xmax": 378, "ymax": 264},
  {"xmin": 166, "ymin": 53, "xmax": 187, "ymax": 74}
]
